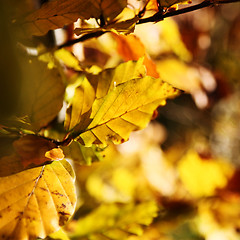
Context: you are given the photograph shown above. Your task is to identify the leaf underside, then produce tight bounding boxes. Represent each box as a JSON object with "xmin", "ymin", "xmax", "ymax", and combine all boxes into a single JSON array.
[{"xmin": 20, "ymin": 0, "xmax": 127, "ymax": 36}]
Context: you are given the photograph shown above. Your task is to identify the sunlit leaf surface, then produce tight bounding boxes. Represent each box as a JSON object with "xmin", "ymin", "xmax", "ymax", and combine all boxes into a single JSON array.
[
  {"xmin": 0, "ymin": 160, "xmax": 76, "ymax": 240},
  {"xmin": 66, "ymin": 59, "xmax": 180, "ymax": 147}
]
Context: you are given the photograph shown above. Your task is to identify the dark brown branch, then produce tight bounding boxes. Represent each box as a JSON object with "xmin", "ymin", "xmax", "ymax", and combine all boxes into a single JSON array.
[
  {"xmin": 56, "ymin": 30, "xmax": 105, "ymax": 49},
  {"xmin": 138, "ymin": 0, "xmax": 240, "ymax": 24}
]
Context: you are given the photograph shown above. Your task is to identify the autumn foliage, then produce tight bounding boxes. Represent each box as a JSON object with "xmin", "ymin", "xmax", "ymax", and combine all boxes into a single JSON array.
[{"xmin": 1, "ymin": 0, "xmax": 240, "ymax": 239}]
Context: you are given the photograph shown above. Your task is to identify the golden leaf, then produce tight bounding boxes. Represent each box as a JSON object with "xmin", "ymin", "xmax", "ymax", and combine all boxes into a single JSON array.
[
  {"xmin": 66, "ymin": 60, "xmax": 180, "ymax": 147},
  {"xmin": 0, "ymin": 160, "xmax": 76, "ymax": 240}
]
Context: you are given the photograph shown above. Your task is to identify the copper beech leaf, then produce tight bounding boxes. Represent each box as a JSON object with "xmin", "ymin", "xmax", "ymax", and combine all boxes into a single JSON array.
[
  {"xmin": 66, "ymin": 59, "xmax": 180, "ymax": 147},
  {"xmin": 0, "ymin": 135, "xmax": 64, "ymax": 177},
  {"xmin": 0, "ymin": 159, "xmax": 76, "ymax": 240},
  {"xmin": 20, "ymin": 0, "xmax": 127, "ymax": 36},
  {"xmin": 13, "ymin": 135, "xmax": 64, "ymax": 168}
]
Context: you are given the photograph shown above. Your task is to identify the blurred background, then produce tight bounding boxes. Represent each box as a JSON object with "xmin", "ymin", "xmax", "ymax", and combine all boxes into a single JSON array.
[{"xmin": 63, "ymin": 1, "xmax": 240, "ymax": 240}]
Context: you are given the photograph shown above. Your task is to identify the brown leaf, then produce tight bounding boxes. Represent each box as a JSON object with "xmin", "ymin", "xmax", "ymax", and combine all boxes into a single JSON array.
[
  {"xmin": 13, "ymin": 135, "xmax": 64, "ymax": 168},
  {"xmin": 20, "ymin": 0, "xmax": 127, "ymax": 36}
]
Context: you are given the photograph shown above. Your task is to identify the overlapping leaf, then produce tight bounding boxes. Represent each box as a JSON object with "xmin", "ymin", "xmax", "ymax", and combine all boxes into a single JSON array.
[
  {"xmin": 113, "ymin": 33, "xmax": 159, "ymax": 78},
  {"xmin": 74, "ymin": 16, "xmax": 139, "ymax": 36},
  {"xmin": 13, "ymin": 135, "xmax": 64, "ymax": 168},
  {"xmin": 63, "ymin": 140, "xmax": 105, "ymax": 165},
  {"xmin": 19, "ymin": 0, "xmax": 127, "ymax": 36},
  {"xmin": 0, "ymin": 160, "xmax": 76, "ymax": 240},
  {"xmin": 66, "ymin": 59, "xmax": 180, "ymax": 147},
  {"xmin": 19, "ymin": 57, "xmax": 65, "ymax": 131}
]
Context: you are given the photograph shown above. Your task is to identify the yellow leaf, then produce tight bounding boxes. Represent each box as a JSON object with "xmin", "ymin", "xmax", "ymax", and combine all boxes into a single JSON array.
[
  {"xmin": 65, "ymin": 76, "xmax": 95, "ymax": 130},
  {"xmin": 156, "ymin": 58, "xmax": 201, "ymax": 93},
  {"xmin": 87, "ymin": 166, "xmax": 136, "ymax": 203},
  {"xmin": 178, "ymin": 150, "xmax": 234, "ymax": 198},
  {"xmin": 70, "ymin": 202, "xmax": 158, "ymax": 238},
  {"xmin": 54, "ymin": 49, "xmax": 82, "ymax": 71},
  {"xmin": 48, "ymin": 228, "xmax": 70, "ymax": 240},
  {"xmin": 65, "ymin": 59, "xmax": 146, "ymax": 130},
  {"xmin": 145, "ymin": 0, "xmax": 159, "ymax": 11},
  {"xmin": 79, "ymin": 75, "xmax": 179, "ymax": 147},
  {"xmin": 63, "ymin": 140, "xmax": 105, "ymax": 165},
  {"xmin": 67, "ymin": 59, "xmax": 180, "ymax": 147},
  {"xmin": 0, "ymin": 160, "xmax": 76, "ymax": 240}
]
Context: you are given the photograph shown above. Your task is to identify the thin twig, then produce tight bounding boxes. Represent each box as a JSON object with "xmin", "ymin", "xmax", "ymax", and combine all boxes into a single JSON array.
[{"xmin": 56, "ymin": 30, "xmax": 105, "ymax": 49}]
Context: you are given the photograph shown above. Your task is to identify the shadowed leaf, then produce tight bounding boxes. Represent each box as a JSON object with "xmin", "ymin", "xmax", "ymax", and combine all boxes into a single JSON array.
[
  {"xmin": 0, "ymin": 134, "xmax": 64, "ymax": 176},
  {"xmin": 63, "ymin": 140, "xmax": 104, "ymax": 165},
  {"xmin": 74, "ymin": 16, "xmax": 139, "ymax": 36},
  {"xmin": 19, "ymin": 0, "xmax": 127, "ymax": 36},
  {"xmin": 146, "ymin": 0, "xmax": 190, "ymax": 9},
  {"xmin": 19, "ymin": 57, "xmax": 65, "ymax": 131}
]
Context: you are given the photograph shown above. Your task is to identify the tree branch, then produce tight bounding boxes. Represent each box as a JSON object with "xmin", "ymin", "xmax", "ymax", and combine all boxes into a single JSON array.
[
  {"xmin": 55, "ymin": 0, "xmax": 240, "ymax": 50},
  {"xmin": 56, "ymin": 30, "xmax": 105, "ymax": 49},
  {"xmin": 138, "ymin": 0, "xmax": 240, "ymax": 24}
]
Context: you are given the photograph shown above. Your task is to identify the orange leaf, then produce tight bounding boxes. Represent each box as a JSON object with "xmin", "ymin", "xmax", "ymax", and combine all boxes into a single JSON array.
[
  {"xmin": 113, "ymin": 34, "xmax": 159, "ymax": 78},
  {"xmin": 13, "ymin": 135, "xmax": 64, "ymax": 167},
  {"xmin": 45, "ymin": 148, "xmax": 65, "ymax": 161}
]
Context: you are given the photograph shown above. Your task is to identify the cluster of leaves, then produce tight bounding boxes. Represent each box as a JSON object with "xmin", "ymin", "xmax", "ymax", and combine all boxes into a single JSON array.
[{"xmin": 1, "ymin": 0, "xmax": 240, "ymax": 239}]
